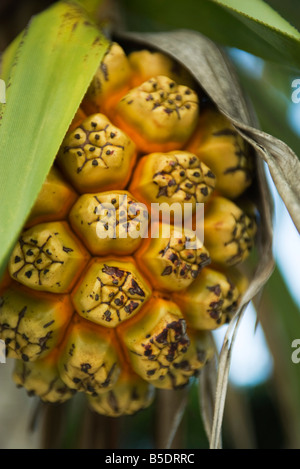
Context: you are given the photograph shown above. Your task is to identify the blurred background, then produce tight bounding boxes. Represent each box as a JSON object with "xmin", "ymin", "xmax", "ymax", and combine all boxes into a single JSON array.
[{"xmin": 0, "ymin": 0, "xmax": 299, "ymax": 449}]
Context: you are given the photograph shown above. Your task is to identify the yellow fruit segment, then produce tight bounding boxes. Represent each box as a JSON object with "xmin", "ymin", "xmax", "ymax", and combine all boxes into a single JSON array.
[
  {"xmin": 8, "ymin": 221, "xmax": 90, "ymax": 293},
  {"xmin": 13, "ymin": 350, "xmax": 75, "ymax": 403},
  {"xmin": 26, "ymin": 167, "xmax": 77, "ymax": 228},
  {"xmin": 128, "ymin": 49, "xmax": 195, "ymax": 88},
  {"xmin": 82, "ymin": 42, "xmax": 133, "ymax": 115},
  {"xmin": 150, "ymin": 330, "xmax": 215, "ymax": 390},
  {"xmin": 135, "ymin": 223, "xmax": 210, "ymax": 292},
  {"xmin": 72, "ymin": 258, "xmax": 152, "ymax": 328},
  {"xmin": 113, "ymin": 76, "xmax": 199, "ymax": 153},
  {"xmin": 186, "ymin": 107, "xmax": 253, "ymax": 199},
  {"xmin": 120, "ymin": 295, "xmax": 190, "ymax": 383},
  {"xmin": 56, "ymin": 113, "xmax": 136, "ymax": 194},
  {"xmin": 57, "ymin": 316, "xmax": 121, "ymax": 395},
  {"xmin": 88, "ymin": 370, "xmax": 155, "ymax": 417},
  {"xmin": 172, "ymin": 267, "xmax": 247, "ymax": 330},
  {"xmin": 203, "ymin": 197, "xmax": 257, "ymax": 266},
  {"xmin": 129, "ymin": 150, "xmax": 216, "ymax": 212},
  {"xmin": 0, "ymin": 286, "xmax": 73, "ymax": 361},
  {"xmin": 69, "ymin": 191, "xmax": 148, "ymax": 256}
]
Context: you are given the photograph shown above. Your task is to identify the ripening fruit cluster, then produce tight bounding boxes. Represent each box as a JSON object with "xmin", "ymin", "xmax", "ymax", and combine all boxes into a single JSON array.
[{"xmin": 0, "ymin": 42, "xmax": 257, "ymax": 417}]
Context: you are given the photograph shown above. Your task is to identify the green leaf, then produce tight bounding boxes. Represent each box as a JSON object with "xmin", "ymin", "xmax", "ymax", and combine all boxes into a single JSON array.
[
  {"xmin": 211, "ymin": 0, "xmax": 300, "ymax": 38},
  {"xmin": 73, "ymin": 0, "xmax": 106, "ymax": 18},
  {"xmin": 0, "ymin": 1, "xmax": 109, "ymax": 277},
  {"xmin": 265, "ymin": 0, "xmax": 300, "ymax": 33},
  {"xmin": 121, "ymin": 0, "xmax": 300, "ymax": 69}
]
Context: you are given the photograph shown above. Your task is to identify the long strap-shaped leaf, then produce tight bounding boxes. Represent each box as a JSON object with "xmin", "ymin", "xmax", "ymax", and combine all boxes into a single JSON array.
[
  {"xmin": 122, "ymin": 0, "xmax": 300, "ymax": 69},
  {"xmin": 0, "ymin": 0, "xmax": 109, "ymax": 277}
]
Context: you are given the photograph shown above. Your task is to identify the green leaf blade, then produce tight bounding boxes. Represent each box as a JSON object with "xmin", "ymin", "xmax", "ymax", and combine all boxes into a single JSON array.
[
  {"xmin": 0, "ymin": 1, "xmax": 109, "ymax": 276},
  {"xmin": 122, "ymin": 0, "xmax": 300, "ymax": 69},
  {"xmin": 211, "ymin": 0, "xmax": 300, "ymax": 39}
]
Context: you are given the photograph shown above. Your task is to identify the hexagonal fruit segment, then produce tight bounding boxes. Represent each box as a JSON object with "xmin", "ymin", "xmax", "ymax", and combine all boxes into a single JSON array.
[
  {"xmin": 129, "ymin": 150, "xmax": 216, "ymax": 213},
  {"xmin": 0, "ymin": 286, "xmax": 73, "ymax": 362},
  {"xmin": 128, "ymin": 49, "xmax": 195, "ymax": 88},
  {"xmin": 26, "ymin": 167, "xmax": 77, "ymax": 228},
  {"xmin": 82, "ymin": 42, "xmax": 133, "ymax": 115},
  {"xmin": 72, "ymin": 258, "xmax": 152, "ymax": 328},
  {"xmin": 69, "ymin": 191, "xmax": 149, "ymax": 256},
  {"xmin": 57, "ymin": 316, "xmax": 121, "ymax": 395},
  {"xmin": 120, "ymin": 295, "xmax": 191, "ymax": 384},
  {"xmin": 56, "ymin": 113, "xmax": 136, "ymax": 194},
  {"xmin": 203, "ymin": 197, "xmax": 257, "ymax": 266},
  {"xmin": 8, "ymin": 221, "xmax": 90, "ymax": 293},
  {"xmin": 150, "ymin": 330, "xmax": 215, "ymax": 390},
  {"xmin": 113, "ymin": 75, "xmax": 200, "ymax": 153},
  {"xmin": 135, "ymin": 223, "xmax": 210, "ymax": 292},
  {"xmin": 13, "ymin": 349, "xmax": 75, "ymax": 403},
  {"xmin": 186, "ymin": 107, "xmax": 253, "ymax": 199},
  {"xmin": 88, "ymin": 370, "xmax": 155, "ymax": 417},
  {"xmin": 172, "ymin": 267, "xmax": 248, "ymax": 330}
]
